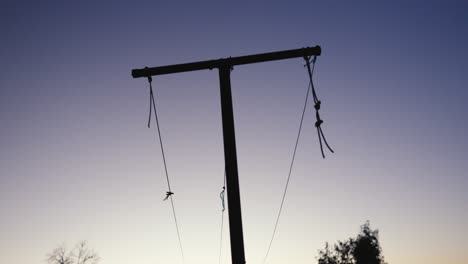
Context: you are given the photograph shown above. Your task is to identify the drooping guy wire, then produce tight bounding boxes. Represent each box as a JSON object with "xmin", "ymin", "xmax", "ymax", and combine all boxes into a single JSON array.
[
  {"xmin": 262, "ymin": 76, "xmax": 312, "ymax": 264},
  {"xmin": 262, "ymin": 56, "xmax": 334, "ymax": 263},
  {"xmin": 147, "ymin": 76, "xmax": 185, "ymax": 263}
]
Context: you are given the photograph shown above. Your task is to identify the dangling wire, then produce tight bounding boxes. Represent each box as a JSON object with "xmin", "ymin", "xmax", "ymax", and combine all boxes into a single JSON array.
[
  {"xmin": 262, "ymin": 57, "xmax": 334, "ymax": 263},
  {"xmin": 304, "ymin": 56, "xmax": 334, "ymax": 158},
  {"xmin": 262, "ymin": 74, "xmax": 313, "ymax": 264},
  {"xmin": 220, "ymin": 172, "xmax": 226, "ymax": 212},
  {"xmin": 147, "ymin": 76, "xmax": 185, "ymax": 263},
  {"xmin": 218, "ymin": 172, "xmax": 226, "ymax": 264}
]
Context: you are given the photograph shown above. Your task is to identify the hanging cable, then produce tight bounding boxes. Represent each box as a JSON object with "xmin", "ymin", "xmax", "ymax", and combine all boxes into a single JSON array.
[
  {"xmin": 220, "ymin": 172, "xmax": 226, "ymax": 212},
  {"xmin": 218, "ymin": 172, "xmax": 226, "ymax": 264},
  {"xmin": 147, "ymin": 76, "xmax": 185, "ymax": 263},
  {"xmin": 304, "ymin": 56, "xmax": 334, "ymax": 158},
  {"xmin": 262, "ymin": 77, "xmax": 312, "ymax": 264},
  {"xmin": 262, "ymin": 57, "xmax": 334, "ymax": 263}
]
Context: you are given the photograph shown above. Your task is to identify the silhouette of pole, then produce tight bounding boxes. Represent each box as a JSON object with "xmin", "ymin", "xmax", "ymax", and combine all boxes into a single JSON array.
[
  {"xmin": 131, "ymin": 46, "xmax": 322, "ymax": 264},
  {"xmin": 218, "ymin": 66, "xmax": 245, "ymax": 264}
]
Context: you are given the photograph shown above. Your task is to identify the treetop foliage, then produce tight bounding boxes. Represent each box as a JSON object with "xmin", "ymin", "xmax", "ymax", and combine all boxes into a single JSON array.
[{"xmin": 317, "ymin": 221, "xmax": 385, "ymax": 264}]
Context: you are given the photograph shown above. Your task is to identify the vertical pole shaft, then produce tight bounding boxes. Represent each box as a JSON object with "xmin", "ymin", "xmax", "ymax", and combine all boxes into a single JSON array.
[{"xmin": 218, "ymin": 66, "xmax": 246, "ymax": 264}]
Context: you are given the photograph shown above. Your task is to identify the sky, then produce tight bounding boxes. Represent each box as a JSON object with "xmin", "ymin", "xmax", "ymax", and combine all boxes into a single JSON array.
[{"xmin": 1, "ymin": 1, "xmax": 467, "ymax": 264}]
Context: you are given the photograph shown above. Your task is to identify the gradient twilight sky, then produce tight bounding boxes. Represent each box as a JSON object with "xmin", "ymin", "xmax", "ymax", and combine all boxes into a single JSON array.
[{"xmin": 1, "ymin": 1, "xmax": 467, "ymax": 264}]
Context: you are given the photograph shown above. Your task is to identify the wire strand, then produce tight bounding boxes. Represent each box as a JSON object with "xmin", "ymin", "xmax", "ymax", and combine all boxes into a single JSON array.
[
  {"xmin": 262, "ymin": 80, "xmax": 312, "ymax": 264},
  {"xmin": 169, "ymin": 196, "xmax": 185, "ymax": 262},
  {"xmin": 318, "ymin": 126, "xmax": 334, "ymax": 154},
  {"xmin": 148, "ymin": 79, "xmax": 185, "ymax": 263}
]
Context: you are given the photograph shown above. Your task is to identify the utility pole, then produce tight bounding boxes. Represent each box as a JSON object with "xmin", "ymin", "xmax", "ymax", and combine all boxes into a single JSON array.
[{"xmin": 132, "ymin": 46, "xmax": 321, "ymax": 264}]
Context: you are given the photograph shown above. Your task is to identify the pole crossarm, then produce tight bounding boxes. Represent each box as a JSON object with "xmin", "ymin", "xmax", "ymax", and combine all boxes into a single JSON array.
[{"xmin": 132, "ymin": 46, "xmax": 321, "ymax": 78}]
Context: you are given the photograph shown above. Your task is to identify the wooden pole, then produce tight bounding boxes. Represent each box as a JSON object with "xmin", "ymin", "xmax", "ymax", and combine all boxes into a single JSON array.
[
  {"xmin": 218, "ymin": 66, "xmax": 246, "ymax": 264},
  {"xmin": 131, "ymin": 45, "xmax": 322, "ymax": 264}
]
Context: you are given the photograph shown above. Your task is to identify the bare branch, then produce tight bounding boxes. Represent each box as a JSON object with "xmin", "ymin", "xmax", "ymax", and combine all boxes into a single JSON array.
[
  {"xmin": 46, "ymin": 244, "xmax": 73, "ymax": 264},
  {"xmin": 73, "ymin": 241, "xmax": 100, "ymax": 264},
  {"xmin": 46, "ymin": 241, "xmax": 99, "ymax": 264}
]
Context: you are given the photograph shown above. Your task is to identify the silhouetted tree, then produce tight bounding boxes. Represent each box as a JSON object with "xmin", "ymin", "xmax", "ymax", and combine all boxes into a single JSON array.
[
  {"xmin": 47, "ymin": 241, "xmax": 99, "ymax": 264},
  {"xmin": 318, "ymin": 242, "xmax": 338, "ymax": 264},
  {"xmin": 335, "ymin": 239, "xmax": 354, "ymax": 264},
  {"xmin": 317, "ymin": 221, "xmax": 385, "ymax": 264},
  {"xmin": 47, "ymin": 245, "xmax": 72, "ymax": 264},
  {"xmin": 353, "ymin": 221, "xmax": 383, "ymax": 264}
]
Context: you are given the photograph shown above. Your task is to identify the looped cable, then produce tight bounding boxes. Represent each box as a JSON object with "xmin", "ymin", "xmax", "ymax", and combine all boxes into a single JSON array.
[
  {"xmin": 220, "ymin": 171, "xmax": 226, "ymax": 212},
  {"xmin": 220, "ymin": 186, "xmax": 226, "ymax": 211},
  {"xmin": 304, "ymin": 56, "xmax": 334, "ymax": 158},
  {"xmin": 218, "ymin": 172, "xmax": 227, "ymax": 264}
]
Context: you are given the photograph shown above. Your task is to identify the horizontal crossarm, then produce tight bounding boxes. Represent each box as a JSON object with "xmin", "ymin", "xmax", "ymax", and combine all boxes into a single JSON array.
[{"xmin": 131, "ymin": 46, "xmax": 321, "ymax": 78}]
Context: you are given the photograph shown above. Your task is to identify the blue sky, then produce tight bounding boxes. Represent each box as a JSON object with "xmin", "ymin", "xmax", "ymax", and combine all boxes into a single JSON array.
[{"xmin": 1, "ymin": 1, "xmax": 467, "ymax": 264}]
